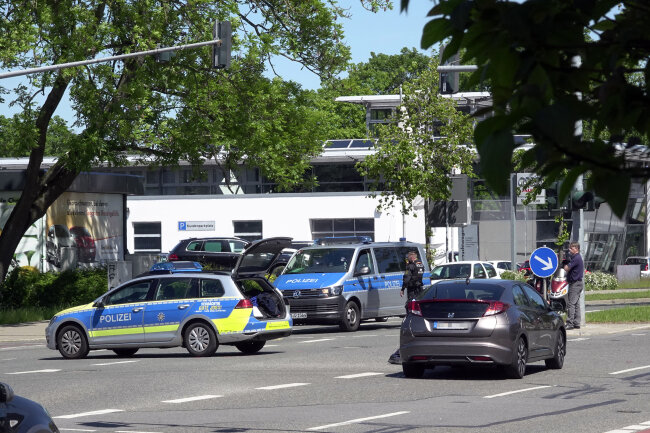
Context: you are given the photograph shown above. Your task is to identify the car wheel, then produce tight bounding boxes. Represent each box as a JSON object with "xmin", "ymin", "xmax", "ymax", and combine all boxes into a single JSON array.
[
  {"xmin": 235, "ymin": 340, "xmax": 266, "ymax": 354},
  {"xmin": 402, "ymin": 362, "xmax": 425, "ymax": 378},
  {"xmin": 375, "ymin": 317, "xmax": 388, "ymax": 322},
  {"xmin": 339, "ymin": 301, "xmax": 360, "ymax": 332},
  {"xmin": 184, "ymin": 322, "xmax": 218, "ymax": 357},
  {"xmin": 113, "ymin": 348, "xmax": 139, "ymax": 357},
  {"xmin": 57, "ymin": 325, "xmax": 89, "ymax": 359},
  {"xmin": 504, "ymin": 336, "xmax": 528, "ymax": 379},
  {"xmin": 545, "ymin": 332, "xmax": 566, "ymax": 369}
]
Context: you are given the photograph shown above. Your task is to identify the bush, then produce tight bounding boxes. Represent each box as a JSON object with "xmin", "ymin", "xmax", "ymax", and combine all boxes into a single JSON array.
[
  {"xmin": 0, "ymin": 266, "xmax": 108, "ymax": 309},
  {"xmin": 584, "ymin": 271, "xmax": 618, "ymax": 291},
  {"xmin": 500, "ymin": 270, "xmax": 528, "ymax": 282}
]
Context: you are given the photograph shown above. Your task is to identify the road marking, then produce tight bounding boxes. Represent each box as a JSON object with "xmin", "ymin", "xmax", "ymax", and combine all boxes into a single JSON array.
[
  {"xmin": 352, "ymin": 334, "xmax": 377, "ymax": 337},
  {"xmin": 6, "ymin": 368, "xmax": 60, "ymax": 375},
  {"xmin": 298, "ymin": 338, "xmax": 334, "ymax": 343},
  {"xmin": 162, "ymin": 395, "xmax": 222, "ymax": 403},
  {"xmin": 308, "ymin": 411, "xmax": 410, "ymax": 431},
  {"xmin": 609, "ymin": 365, "xmax": 650, "ymax": 375},
  {"xmin": 92, "ymin": 360, "xmax": 139, "ymax": 366},
  {"xmin": 631, "ymin": 333, "xmax": 646, "ymax": 336},
  {"xmin": 54, "ymin": 409, "xmax": 124, "ymax": 419},
  {"xmin": 59, "ymin": 428, "xmax": 97, "ymax": 432},
  {"xmin": 0, "ymin": 358, "xmax": 16, "ymax": 361},
  {"xmin": 484, "ymin": 385, "xmax": 552, "ymax": 399},
  {"xmin": 256, "ymin": 383, "xmax": 310, "ymax": 390},
  {"xmin": 0, "ymin": 345, "xmax": 42, "ymax": 351},
  {"xmin": 265, "ymin": 344, "xmax": 278, "ymax": 347},
  {"xmin": 603, "ymin": 421, "xmax": 650, "ymax": 433},
  {"xmin": 335, "ymin": 372, "xmax": 382, "ymax": 379},
  {"xmin": 568, "ymin": 337, "xmax": 590, "ymax": 342},
  {"xmin": 116, "ymin": 430, "xmax": 164, "ymax": 433}
]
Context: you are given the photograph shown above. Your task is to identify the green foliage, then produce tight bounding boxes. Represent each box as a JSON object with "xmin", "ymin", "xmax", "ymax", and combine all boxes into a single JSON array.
[
  {"xmin": 402, "ymin": 0, "xmax": 650, "ymax": 217},
  {"xmin": 500, "ymin": 270, "xmax": 528, "ymax": 282},
  {"xmin": 356, "ymin": 55, "xmax": 475, "ymax": 215},
  {"xmin": 586, "ymin": 305, "xmax": 650, "ymax": 323},
  {"xmin": 0, "ymin": 267, "xmax": 107, "ymax": 309},
  {"xmin": 584, "ymin": 271, "xmax": 618, "ymax": 291}
]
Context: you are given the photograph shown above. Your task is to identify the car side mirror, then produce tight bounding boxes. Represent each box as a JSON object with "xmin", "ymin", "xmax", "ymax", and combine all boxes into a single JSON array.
[
  {"xmin": 354, "ymin": 266, "xmax": 370, "ymax": 276},
  {"xmin": 0, "ymin": 382, "xmax": 15, "ymax": 403},
  {"xmin": 93, "ymin": 298, "xmax": 106, "ymax": 308}
]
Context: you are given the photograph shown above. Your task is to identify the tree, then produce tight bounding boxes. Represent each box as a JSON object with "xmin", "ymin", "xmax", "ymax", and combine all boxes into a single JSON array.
[
  {"xmin": 356, "ymin": 55, "xmax": 475, "ymax": 237},
  {"xmin": 401, "ymin": 0, "xmax": 650, "ymax": 217},
  {"xmin": 0, "ymin": 0, "xmax": 391, "ymax": 282}
]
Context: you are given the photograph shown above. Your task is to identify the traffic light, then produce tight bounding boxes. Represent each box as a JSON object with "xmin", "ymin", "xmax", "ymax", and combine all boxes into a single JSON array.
[
  {"xmin": 571, "ymin": 190, "xmax": 594, "ymax": 209},
  {"xmin": 545, "ymin": 181, "xmax": 560, "ymax": 209},
  {"xmin": 212, "ymin": 21, "xmax": 231, "ymax": 69}
]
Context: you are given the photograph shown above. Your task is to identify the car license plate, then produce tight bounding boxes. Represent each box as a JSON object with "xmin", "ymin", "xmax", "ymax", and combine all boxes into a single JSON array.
[
  {"xmin": 291, "ymin": 312, "xmax": 307, "ymax": 319},
  {"xmin": 433, "ymin": 321, "xmax": 468, "ymax": 330}
]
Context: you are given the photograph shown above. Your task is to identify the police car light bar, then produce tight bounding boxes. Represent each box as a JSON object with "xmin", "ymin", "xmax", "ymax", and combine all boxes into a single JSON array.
[{"xmin": 150, "ymin": 261, "xmax": 203, "ymax": 273}]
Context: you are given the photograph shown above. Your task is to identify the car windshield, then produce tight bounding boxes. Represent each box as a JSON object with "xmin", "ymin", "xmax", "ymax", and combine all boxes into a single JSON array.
[
  {"xmin": 423, "ymin": 282, "xmax": 505, "ymax": 301},
  {"xmin": 284, "ymin": 248, "xmax": 354, "ymax": 274},
  {"xmin": 431, "ymin": 263, "xmax": 472, "ymax": 279}
]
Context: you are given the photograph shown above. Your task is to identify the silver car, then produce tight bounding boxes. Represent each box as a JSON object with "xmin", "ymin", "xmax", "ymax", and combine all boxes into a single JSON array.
[{"xmin": 399, "ymin": 279, "xmax": 566, "ymax": 379}]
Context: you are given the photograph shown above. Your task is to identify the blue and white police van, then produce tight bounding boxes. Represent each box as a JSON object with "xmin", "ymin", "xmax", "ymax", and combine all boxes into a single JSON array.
[
  {"xmin": 45, "ymin": 238, "xmax": 293, "ymax": 359},
  {"xmin": 274, "ymin": 238, "xmax": 430, "ymax": 331}
]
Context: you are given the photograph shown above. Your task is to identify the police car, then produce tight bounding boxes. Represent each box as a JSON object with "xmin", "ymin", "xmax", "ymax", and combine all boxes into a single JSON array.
[{"xmin": 45, "ymin": 238, "xmax": 293, "ymax": 359}]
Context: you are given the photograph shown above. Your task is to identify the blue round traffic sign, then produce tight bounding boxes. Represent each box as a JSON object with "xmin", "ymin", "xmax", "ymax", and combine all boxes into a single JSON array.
[{"xmin": 529, "ymin": 247, "xmax": 558, "ymax": 278}]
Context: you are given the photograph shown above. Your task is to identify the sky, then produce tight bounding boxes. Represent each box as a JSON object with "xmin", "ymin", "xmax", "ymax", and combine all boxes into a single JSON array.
[{"xmin": 0, "ymin": 1, "xmax": 435, "ymax": 121}]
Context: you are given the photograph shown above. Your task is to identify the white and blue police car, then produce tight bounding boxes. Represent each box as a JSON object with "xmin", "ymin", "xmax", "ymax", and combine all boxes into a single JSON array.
[{"xmin": 45, "ymin": 238, "xmax": 293, "ymax": 359}]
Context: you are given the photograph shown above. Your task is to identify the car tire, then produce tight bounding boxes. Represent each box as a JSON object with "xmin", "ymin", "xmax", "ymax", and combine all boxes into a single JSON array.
[
  {"xmin": 504, "ymin": 336, "xmax": 528, "ymax": 379},
  {"xmin": 113, "ymin": 348, "xmax": 139, "ymax": 357},
  {"xmin": 57, "ymin": 325, "xmax": 90, "ymax": 359},
  {"xmin": 545, "ymin": 332, "xmax": 566, "ymax": 369},
  {"xmin": 184, "ymin": 322, "xmax": 218, "ymax": 357},
  {"xmin": 339, "ymin": 301, "xmax": 360, "ymax": 332},
  {"xmin": 375, "ymin": 317, "xmax": 388, "ymax": 322},
  {"xmin": 235, "ymin": 340, "xmax": 266, "ymax": 354},
  {"xmin": 402, "ymin": 362, "xmax": 425, "ymax": 378}
]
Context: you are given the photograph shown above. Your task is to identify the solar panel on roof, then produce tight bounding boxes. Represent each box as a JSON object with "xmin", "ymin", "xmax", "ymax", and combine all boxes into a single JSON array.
[
  {"xmin": 324, "ymin": 140, "xmax": 352, "ymax": 148},
  {"xmin": 350, "ymin": 139, "xmax": 375, "ymax": 148}
]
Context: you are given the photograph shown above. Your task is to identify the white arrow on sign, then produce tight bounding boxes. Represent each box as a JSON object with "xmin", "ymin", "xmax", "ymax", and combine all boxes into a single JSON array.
[{"xmin": 534, "ymin": 255, "xmax": 554, "ymax": 271}]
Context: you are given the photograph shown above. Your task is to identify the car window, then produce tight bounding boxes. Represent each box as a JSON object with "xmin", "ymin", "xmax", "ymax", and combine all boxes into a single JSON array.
[
  {"xmin": 374, "ymin": 247, "xmax": 401, "ymax": 273},
  {"xmin": 512, "ymin": 285, "xmax": 530, "ymax": 307},
  {"xmin": 431, "ymin": 283, "xmax": 504, "ymax": 301},
  {"xmin": 200, "ymin": 279, "xmax": 225, "ymax": 297},
  {"xmin": 396, "ymin": 247, "xmax": 421, "ymax": 271},
  {"xmin": 230, "ymin": 240, "xmax": 248, "ymax": 253},
  {"xmin": 155, "ymin": 278, "xmax": 196, "ymax": 301},
  {"xmin": 204, "ymin": 240, "xmax": 225, "ymax": 252},
  {"xmin": 284, "ymin": 248, "xmax": 354, "ymax": 274},
  {"xmin": 186, "ymin": 241, "xmax": 202, "ymax": 251},
  {"xmin": 106, "ymin": 280, "xmax": 153, "ymax": 305},
  {"xmin": 355, "ymin": 249, "xmax": 374, "ymax": 274},
  {"xmin": 474, "ymin": 263, "xmax": 486, "ymax": 278},
  {"xmin": 499, "ymin": 262, "xmax": 512, "ymax": 270},
  {"xmin": 484, "ymin": 263, "xmax": 497, "ymax": 278},
  {"xmin": 522, "ymin": 284, "xmax": 546, "ymax": 310}
]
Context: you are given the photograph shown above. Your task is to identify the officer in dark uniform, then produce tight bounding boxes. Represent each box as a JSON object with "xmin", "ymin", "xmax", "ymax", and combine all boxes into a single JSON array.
[{"xmin": 389, "ymin": 251, "xmax": 424, "ymax": 364}]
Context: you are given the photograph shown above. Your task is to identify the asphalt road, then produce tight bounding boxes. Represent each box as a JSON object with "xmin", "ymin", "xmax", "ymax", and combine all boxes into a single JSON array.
[{"xmin": 1, "ymin": 319, "xmax": 649, "ymax": 433}]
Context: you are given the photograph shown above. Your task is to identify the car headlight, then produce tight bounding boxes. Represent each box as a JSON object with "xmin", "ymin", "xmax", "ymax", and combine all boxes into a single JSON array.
[{"xmin": 328, "ymin": 285, "xmax": 343, "ymax": 296}]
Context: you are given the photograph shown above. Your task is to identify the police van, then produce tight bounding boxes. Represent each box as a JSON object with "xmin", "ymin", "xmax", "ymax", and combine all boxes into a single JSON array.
[{"xmin": 273, "ymin": 238, "xmax": 430, "ymax": 331}]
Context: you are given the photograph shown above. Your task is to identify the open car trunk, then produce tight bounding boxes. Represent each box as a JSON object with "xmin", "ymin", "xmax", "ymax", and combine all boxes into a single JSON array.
[{"xmin": 236, "ymin": 277, "xmax": 287, "ymax": 320}]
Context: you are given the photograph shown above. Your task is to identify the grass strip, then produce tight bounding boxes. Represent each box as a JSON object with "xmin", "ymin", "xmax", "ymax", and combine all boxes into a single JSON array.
[
  {"xmin": 586, "ymin": 290, "xmax": 650, "ymax": 301},
  {"xmin": 586, "ymin": 305, "xmax": 650, "ymax": 323},
  {"xmin": 0, "ymin": 306, "xmax": 70, "ymax": 325}
]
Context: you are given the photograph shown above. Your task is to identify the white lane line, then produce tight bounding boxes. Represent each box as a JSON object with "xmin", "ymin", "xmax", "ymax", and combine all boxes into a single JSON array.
[
  {"xmin": 255, "ymin": 383, "xmax": 310, "ymax": 390},
  {"xmin": 115, "ymin": 430, "xmax": 164, "ymax": 433},
  {"xmin": 609, "ymin": 365, "xmax": 650, "ymax": 375},
  {"xmin": 162, "ymin": 395, "xmax": 222, "ymax": 403},
  {"xmin": 92, "ymin": 360, "xmax": 139, "ymax": 366},
  {"xmin": 568, "ymin": 337, "xmax": 590, "ymax": 342},
  {"xmin": 0, "ymin": 345, "xmax": 42, "ymax": 351},
  {"xmin": 308, "ymin": 411, "xmax": 410, "ymax": 431},
  {"xmin": 631, "ymin": 333, "xmax": 646, "ymax": 336},
  {"xmin": 59, "ymin": 429, "xmax": 97, "ymax": 432},
  {"xmin": 0, "ymin": 358, "xmax": 16, "ymax": 361},
  {"xmin": 335, "ymin": 372, "xmax": 382, "ymax": 379},
  {"xmin": 298, "ymin": 338, "xmax": 334, "ymax": 343},
  {"xmin": 54, "ymin": 409, "xmax": 124, "ymax": 419},
  {"xmin": 604, "ymin": 423, "xmax": 650, "ymax": 433},
  {"xmin": 6, "ymin": 368, "xmax": 60, "ymax": 375},
  {"xmin": 352, "ymin": 334, "xmax": 377, "ymax": 337},
  {"xmin": 484, "ymin": 385, "xmax": 552, "ymax": 399},
  {"xmin": 265, "ymin": 344, "xmax": 279, "ymax": 347}
]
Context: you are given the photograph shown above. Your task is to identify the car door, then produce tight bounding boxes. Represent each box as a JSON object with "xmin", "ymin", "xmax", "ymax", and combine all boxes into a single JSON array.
[
  {"xmin": 511, "ymin": 284, "xmax": 536, "ymax": 346},
  {"xmin": 473, "ymin": 263, "xmax": 487, "ymax": 279},
  {"xmin": 521, "ymin": 284, "xmax": 554, "ymax": 357},
  {"xmin": 373, "ymin": 247, "xmax": 403, "ymax": 316},
  {"xmin": 353, "ymin": 248, "xmax": 378, "ymax": 318},
  {"xmin": 144, "ymin": 277, "xmax": 197, "ymax": 342},
  {"xmin": 90, "ymin": 279, "xmax": 153, "ymax": 345}
]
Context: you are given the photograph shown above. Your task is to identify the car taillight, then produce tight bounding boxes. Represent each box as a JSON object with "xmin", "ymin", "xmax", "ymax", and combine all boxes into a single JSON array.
[
  {"xmin": 235, "ymin": 299, "xmax": 253, "ymax": 309},
  {"xmin": 645, "ymin": 264, "xmax": 648, "ymax": 271},
  {"xmin": 407, "ymin": 300, "xmax": 422, "ymax": 316},
  {"xmin": 483, "ymin": 301, "xmax": 509, "ymax": 316},
  {"xmin": 168, "ymin": 253, "xmax": 179, "ymax": 261}
]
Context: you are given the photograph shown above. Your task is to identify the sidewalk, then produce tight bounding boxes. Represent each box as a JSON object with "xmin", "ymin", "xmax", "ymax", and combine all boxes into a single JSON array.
[{"xmin": 0, "ymin": 320, "xmax": 49, "ymax": 343}]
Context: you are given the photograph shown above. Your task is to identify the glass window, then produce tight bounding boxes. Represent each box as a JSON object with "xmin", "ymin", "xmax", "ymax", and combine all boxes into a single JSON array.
[
  {"xmin": 484, "ymin": 263, "xmax": 497, "ymax": 278},
  {"xmin": 374, "ymin": 247, "xmax": 401, "ymax": 273},
  {"xmin": 370, "ymin": 108, "xmax": 393, "ymax": 121},
  {"xmin": 203, "ymin": 240, "xmax": 224, "ymax": 252},
  {"xmin": 512, "ymin": 285, "xmax": 529, "ymax": 307},
  {"xmin": 522, "ymin": 284, "xmax": 546, "ymax": 310},
  {"xmin": 162, "ymin": 169, "xmax": 175, "ymax": 184},
  {"xmin": 284, "ymin": 248, "xmax": 354, "ymax": 274},
  {"xmin": 234, "ymin": 220, "xmax": 262, "ymax": 241},
  {"xmin": 229, "ymin": 240, "xmax": 248, "ymax": 253},
  {"xmin": 200, "ymin": 279, "xmax": 225, "ymax": 297},
  {"xmin": 156, "ymin": 278, "xmax": 195, "ymax": 300},
  {"xmin": 310, "ymin": 218, "xmax": 375, "ymax": 241},
  {"xmin": 354, "ymin": 249, "xmax": 374, "ymax": 274},
  {"xmin": 106, "ymin": 281, "xmax": 153, "ymax": 305},
  {"xmin": 186, "ymin": 241, "xmax": 202, "ymax": 251},
  {"xmin": 334, "ymin": 219, "xmax": 354, "ymax": 231},
  {"xmin": 474, "ymin": 263, "xmax": 486, "ymax": 278}
]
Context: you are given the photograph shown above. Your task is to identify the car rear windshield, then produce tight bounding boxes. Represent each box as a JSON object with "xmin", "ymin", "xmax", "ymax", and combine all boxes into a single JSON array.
[{"xmin": 423, "ymin": 283, "xmax": 504, "ymax": 301}]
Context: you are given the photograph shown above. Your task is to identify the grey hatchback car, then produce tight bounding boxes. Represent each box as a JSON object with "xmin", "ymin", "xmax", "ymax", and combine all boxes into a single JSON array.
[{"xmin": 399, "ymin": 279, "xmax": 566, "ymax": 379}]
